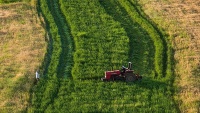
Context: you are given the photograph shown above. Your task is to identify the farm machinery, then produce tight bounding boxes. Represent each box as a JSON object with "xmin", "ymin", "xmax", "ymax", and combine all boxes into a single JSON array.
[{"xmin": 101, "ymin": 62, "xmax": 142, "ymax": 82}]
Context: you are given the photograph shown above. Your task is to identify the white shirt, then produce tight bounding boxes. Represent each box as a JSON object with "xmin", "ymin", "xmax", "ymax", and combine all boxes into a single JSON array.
[{"xmin": 36, "ymin": 71, "xmax": 40, "ymax": 79}]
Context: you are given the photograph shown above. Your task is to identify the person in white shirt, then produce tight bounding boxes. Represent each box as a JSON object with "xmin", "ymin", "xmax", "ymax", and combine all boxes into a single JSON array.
[{"xmin": 36, "ymin": 70, "xmax": 40, "ymax": 81}]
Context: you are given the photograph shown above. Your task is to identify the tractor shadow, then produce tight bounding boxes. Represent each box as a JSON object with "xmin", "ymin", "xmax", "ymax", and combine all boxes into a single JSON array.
[
  {"xmin": 78, "ymin": 76, "xmax": 102, "ymax": 81},
  {"xmin": 79, "ymin": 76, "xmax": 167, "ymax": 90},
  {"xmin": 126, "ymin": 77, "xmax": 167, "ymax": 90}
]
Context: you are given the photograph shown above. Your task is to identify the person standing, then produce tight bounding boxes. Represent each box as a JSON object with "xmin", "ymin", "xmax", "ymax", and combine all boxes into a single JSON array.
[{"xmin": 36, "ymin": 70, "xmax": 40, "ymax": 81}]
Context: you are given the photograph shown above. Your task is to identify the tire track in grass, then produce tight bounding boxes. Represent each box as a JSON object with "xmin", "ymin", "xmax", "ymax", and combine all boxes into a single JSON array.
[
  {"xmin": 99, "ymin": 0, "xmax": 155, "ymax": 76},
  {"xmin": 43, "ymin": 0, "xmax": 74, "ymax": 111},
  {"xmin": 47, "ymin": 0, "xmax": 73, "ymax": 78},
  {"xmin": 29, "ymin": 0, "xmax": 74, "ymax": 112},
  {"xmin": 127, "ymin": 0, "xmax": 168, "ymax": 78},
  {"xmin": 127, "ymin": 0, "xmax": 179, "ymax": 112},
  {"xmin": 99, "ymin": 1, "xmax": 178, "ymax": 112},
  {"xmin": 58, "ymin": 0, "xmax": 130, "ymax": 79},
  {"xmin": 98, "ymin": 0, "xmax": 155, "ymax": 110},
  {"xmin": 115, "ymin": 0, "xmax": 178, "ymax": 112},
  {"xmin": 118, "ymin": 0, "xmax": 168, "ymax": 78},
  {"xmin": 30, "ymin": 0, "xmax": 177, "ymax": 112},
  {"xmin": 27, "ymin": 0, "xmax": 54, "ymax": 111},
  {"xmin": 36, "ymin": 0, "xmax": 53, "ymax": 79}
]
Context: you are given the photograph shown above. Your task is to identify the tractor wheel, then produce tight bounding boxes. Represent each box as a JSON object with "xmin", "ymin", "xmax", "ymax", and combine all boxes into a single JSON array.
[
  {"xmin": 125, "ymin": 74, "xmax": 136, "ymax": 82},
  {"xmin": 114, "ymin": 76, "xmax": 122, "ymax": 81}
]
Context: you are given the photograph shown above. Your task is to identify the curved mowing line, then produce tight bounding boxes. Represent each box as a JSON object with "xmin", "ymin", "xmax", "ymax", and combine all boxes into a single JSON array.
[
  {"xmin": 27, "ymin": 1, "xmax": 55, "ymax": 112},
  {"xmin": 47, "ymin": 0, "xmax": 73, "ymax": 78},
  {"xmin": 99, "ymin": 0, "xmax": 155, "ymax": 75},
  {"xmin": 118, "ymin": 0, "xmax": 168, "ymax": 77},
  {"xmin": 29, "ymin": 0, "xmax": 74, "ymax": 112},
  {"xmin": 127, "ymin": 0, "xmax": 168, "ymax": 77},
  {"xmin": 36, "ymin": 0, "xmax": 53, "ymax": 78},
  {"xmin": 42, "ymin": 0, "xmax": 74, "ymax": 110}
]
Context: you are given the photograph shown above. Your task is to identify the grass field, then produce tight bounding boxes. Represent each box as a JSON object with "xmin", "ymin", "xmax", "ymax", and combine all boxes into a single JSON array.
[
  {"xmin": 0, "ymin": 2, "xmax": 46, "ymax": 112},
  {"xmin": 0, "ymin": 0, "xmax": 199, "ymax": 113},
  {"xmin": 28, "ymin": 0, "xmax": 177, "ymax": 112},
  {"xmin": 138, "ymin": 0, "xmax": 200, "ymax": 112}
]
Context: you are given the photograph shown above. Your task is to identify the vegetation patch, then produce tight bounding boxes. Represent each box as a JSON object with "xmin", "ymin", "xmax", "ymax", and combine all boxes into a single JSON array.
[
  {"xmin": 0, "ymin": 3, "xmax": 46, "ymax": 112},
  {"xmin": 29, "ymin": 0, "xmax": 178, "ymax": 112},
  {"xmin": 138, "ymin": 0, "xmax": 200, "ymax": 112}
]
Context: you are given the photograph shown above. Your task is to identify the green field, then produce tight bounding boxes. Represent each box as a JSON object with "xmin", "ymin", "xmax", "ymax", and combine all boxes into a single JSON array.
[
  {"xmin": 1, "ymin": 0, "xmax": 199, "ymax": 112},
  {"xmin": 26, "ymin": 0, "xmax": 178, "ymax": 112}
]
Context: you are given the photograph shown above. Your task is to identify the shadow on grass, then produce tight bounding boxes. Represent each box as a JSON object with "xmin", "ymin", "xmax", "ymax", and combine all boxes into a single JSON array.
[
  {"xmin": 46, "ymin": 0, "xmax": 74, "ymax": 78},
  {"xmin": 128, "ymin": 0, "xmax": 168, "ymax": 77},
  {"xmin": 99, "ymin": 0, "xmax": 155, "ymax": 75},
  {"xmin": 35, "ymin": 0, "xmax": 53, "ymax": 78},
  {"xmin": 126, "ymin": 76, "xmax": 167, "ymax": 89},
  {"xmin": 79, "ymin": 76, "xmax": 166, "ymax": 90},
  {"xmin": 128, "ymin": 1, "xmax": 179, "ymax": 112},
  {"xmin": 25, "ymin": 0, "xmax": 54, "ymax": 112}
]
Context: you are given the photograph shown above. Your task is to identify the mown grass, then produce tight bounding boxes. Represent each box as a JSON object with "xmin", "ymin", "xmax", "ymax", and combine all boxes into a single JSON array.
[
  {"xmin": 29, "ymin": 0, "xmax": 178, "ymax": 112},
  {"xmin": 28, "ymin": 0, "xmax": 74, "ymax": 112},
  {"xmin": 2, "ymin": 0, "xmax": 198, "ymax": 112},
  {"xmin": 0, "ymin": 3, "xmax": 46, "ymax": 113},
  {"xmin": 99, "ymin": 0, "xmax": 155, "ymax": 75},
  {"xmin": 138, "ymin": 0, "xmax": 200, "ymax": 112},
  {"xmin": 0, "ymin": 0, "xmax": 30, "ymax": 4}
]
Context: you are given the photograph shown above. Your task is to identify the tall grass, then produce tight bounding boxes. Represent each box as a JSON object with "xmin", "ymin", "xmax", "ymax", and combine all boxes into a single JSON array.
[
  {"xmin": 28, "ymin": 0, "xmax": 74, "ymax": 112},
  {"xmin": 29, "ymin": 0, "xmax": 178, "ymax": 112},
  {"xmin": 59, "ymin": 0, "xmax": 129, "ymax": 79},
  {"xmin": 137, "ymin": 0, "xmax": 200, "ymax": 112}
]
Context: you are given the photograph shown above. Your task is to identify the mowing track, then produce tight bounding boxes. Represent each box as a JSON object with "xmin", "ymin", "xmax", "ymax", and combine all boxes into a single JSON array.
[{"xmin": 28, "ymin": 0, "xmax": 73, "ymax": 112}]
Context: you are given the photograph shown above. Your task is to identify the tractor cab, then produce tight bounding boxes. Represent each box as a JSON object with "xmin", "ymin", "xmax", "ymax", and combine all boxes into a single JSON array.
[{"xmin": 120, "ymin": 62, "xmax": 133, "ymax": 75}]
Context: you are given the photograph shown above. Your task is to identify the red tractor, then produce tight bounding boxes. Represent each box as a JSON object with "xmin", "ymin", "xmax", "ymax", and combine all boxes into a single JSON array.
[{"xmin": 101, "ymin": 62, "xmax": 142, "ymax": 82}]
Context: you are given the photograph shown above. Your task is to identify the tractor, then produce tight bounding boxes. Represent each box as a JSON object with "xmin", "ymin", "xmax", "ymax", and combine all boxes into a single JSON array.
[{"xmin": 101, "ymin": 62, "xmax": 142, "ymax": 82}]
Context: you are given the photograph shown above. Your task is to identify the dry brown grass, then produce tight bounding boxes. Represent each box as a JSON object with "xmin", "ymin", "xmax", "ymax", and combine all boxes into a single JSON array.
[
  {"xmin": 138, "ymin": 0, "xmax": 200, "ymax": 112},
  {"xmin": 0, "ymin": 2, "xmax": 46, "ymax": 112}
]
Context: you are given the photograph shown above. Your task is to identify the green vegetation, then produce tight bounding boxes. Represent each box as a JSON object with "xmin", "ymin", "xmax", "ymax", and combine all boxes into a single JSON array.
[
  {"xmin": 3, "ymin": 0, "xmax": 199, "ymax": 112},
  {"xmin": 60, "ymin": 0, "xmax": 129, "ymax": 79},
  {"xmin": 120, "ymin": 0, "xmax": 166, "ymax": 78},
  {"xmin": 28, "ymin": 0, "xmax": 178, "ymax": 112},
  {"xmin": 0, "ymin": 0, "xmax": 30, "ymax": 4},
  {"xmin": 28, "ymin": 0, "xmax": 73, "ymax": 112},
  {"xmin": 137, "ymin": 0, "xmax": 200, "ymax": 112},
  {"xmin": 99, "ymin": 0, "xmax": 155, "ymax": 78},
  {"xmin": 0, "ymin": 3, "xmax": 46, "ymax": 112}
]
